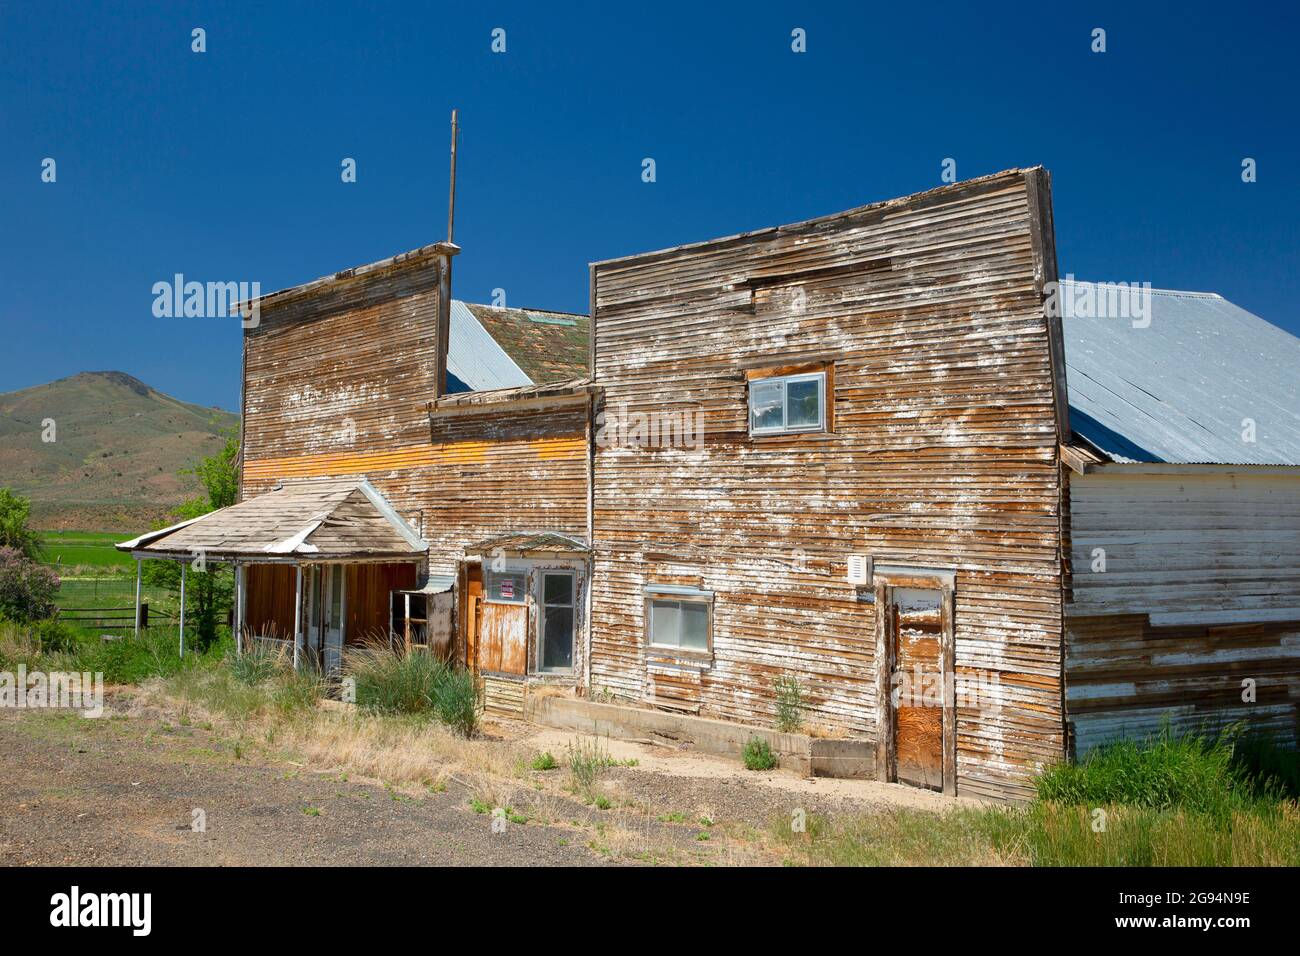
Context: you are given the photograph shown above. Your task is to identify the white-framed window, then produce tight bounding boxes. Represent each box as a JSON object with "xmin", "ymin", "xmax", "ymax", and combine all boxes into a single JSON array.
[
  {"xmin": 538, "ymin": 570, "xmax": 576, "ymax": 672},
  {"xmin": 485, "ymin": 569, "xmax": 526, "ymax": 604},
  {"xmin": 748, "ymin": 371, "xmax": 826, "ymax": 435},
  {"xmin": 645, "ymin": 587, "xmax": 712, "ymax": 655}
]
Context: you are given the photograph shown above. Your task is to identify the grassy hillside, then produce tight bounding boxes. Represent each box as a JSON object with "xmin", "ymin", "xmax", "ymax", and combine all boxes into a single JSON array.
[{"xmin": 0, "ymin": 371, "xmax": 238, "ymax": 531}]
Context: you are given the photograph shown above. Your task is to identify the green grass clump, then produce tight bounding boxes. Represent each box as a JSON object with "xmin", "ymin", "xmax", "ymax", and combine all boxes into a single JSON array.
[
  {"xmin": 742, "ymin": 736, "xmax": 776, "ymax": 771},
  {"xmin": 774, "ymin": 724, "xmax": 1300, "ymax": 867},
  {"xmin": 345, "ymin": 646, "xmax": 480, "ymax": 737},
  {"xmin": 531, "ymin": 751, "xmax": 558, "ymax": 771},
  {"xmin": 1036, "ymin": 723, "xmax": 1296, "ymax": 820}
]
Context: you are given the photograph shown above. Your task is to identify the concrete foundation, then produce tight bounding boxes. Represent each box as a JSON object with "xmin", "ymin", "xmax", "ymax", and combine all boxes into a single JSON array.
[{"xmin": 524, "ymin": 695, "xmax": 876, "ymax": 779}]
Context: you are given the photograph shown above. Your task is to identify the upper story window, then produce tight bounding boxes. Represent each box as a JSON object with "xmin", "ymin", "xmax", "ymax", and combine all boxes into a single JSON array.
[{"xmin": 748, "ymin": 371, "xmax": 826, "ymax": 436}]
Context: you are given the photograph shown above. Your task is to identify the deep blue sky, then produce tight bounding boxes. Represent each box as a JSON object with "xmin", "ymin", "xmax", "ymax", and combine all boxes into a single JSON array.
[{"xmin": 3, "ymin": 1, "xmax": 1297, "ymax": 412}]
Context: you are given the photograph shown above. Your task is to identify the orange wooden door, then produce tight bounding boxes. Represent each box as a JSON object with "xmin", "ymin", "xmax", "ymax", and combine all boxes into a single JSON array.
[
  {"xmin": 890, "ymin": 587, "xmax": 944, "ymax": 790},
  {"xmin": 479, "ymin": 603, "xmax": 528, "ymax": 675}
]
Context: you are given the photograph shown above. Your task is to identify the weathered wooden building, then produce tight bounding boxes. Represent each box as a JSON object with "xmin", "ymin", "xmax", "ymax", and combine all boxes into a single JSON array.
[
  {"xmin": 123, "ymin": 243, "xmax": 597, "ymax": 687},
  {"xmin": 588, "ymin": 168, "xmax": 1070, "ymax": 800},
  {"xmin": 1057, "ymin": 281, "xmax": 1300, "ymax": 757},
  {"xmin": 119, "ymin": 167, "xmax": 1298, "ymax": 800}
]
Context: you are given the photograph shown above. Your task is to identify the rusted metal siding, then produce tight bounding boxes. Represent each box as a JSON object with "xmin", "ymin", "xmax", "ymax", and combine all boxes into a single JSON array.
[{"xmin": 589, "ymin": 169, "xmax": 1068, "ymax": 800}]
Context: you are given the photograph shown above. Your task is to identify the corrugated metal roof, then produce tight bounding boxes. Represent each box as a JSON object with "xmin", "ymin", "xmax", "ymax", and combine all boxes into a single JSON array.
[
  {"xmin": 446, "ymin": 300, "xmax": 533, "ymax": 392},
  {"xmin": 1061, "ymin": 281, "xmax": 1300, "ymax": 465}
]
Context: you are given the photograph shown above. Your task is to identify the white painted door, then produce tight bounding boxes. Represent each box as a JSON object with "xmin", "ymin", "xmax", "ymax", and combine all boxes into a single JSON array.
[{"xmin": 324, "ymin": 564, "xmax": 345, "ymax": 675}]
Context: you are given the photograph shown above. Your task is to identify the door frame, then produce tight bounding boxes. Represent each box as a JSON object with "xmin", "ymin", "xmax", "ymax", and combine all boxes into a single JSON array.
[
  {"xmin": 874, "ymin": 566, "xmax": 956, "ymax": 796},
  {"xmin": 536, "ymin": 569, "xmax": 577, "ymax": 674}
]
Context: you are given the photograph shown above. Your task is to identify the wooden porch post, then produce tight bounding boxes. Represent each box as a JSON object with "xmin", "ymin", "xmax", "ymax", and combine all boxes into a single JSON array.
[
  {"xmin": 293, "ymin": 564, "xmax": 303, "ymax": 670},
  {"xmin": 234, "ymin": 563, "xmax": 246, "ymax": 656},
  {"xmin": 133, "ymin": 558, "xmax": 142, "ymax": 639},
  {"xmin": 178, "ymin": 561, "xmax": 187, "ymax": 658}
]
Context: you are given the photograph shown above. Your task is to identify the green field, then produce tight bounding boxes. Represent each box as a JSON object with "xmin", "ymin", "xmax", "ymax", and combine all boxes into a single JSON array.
[{"xmin": 40, "ymin": 530, "xmax": 135, "ymax": 571}]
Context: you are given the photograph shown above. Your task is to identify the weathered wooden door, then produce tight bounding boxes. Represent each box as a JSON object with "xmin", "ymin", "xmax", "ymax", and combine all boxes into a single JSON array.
[
  {"xmin": 877, "ymin": 574, "xmax": 955, "ymax": 795},
  {"xmin": 889, "ymin": 587, "xmax": 944, "ymax": 790},
  {"xmin": 479, "ymin": 603, "xmax": 528, "ymax": 674}
]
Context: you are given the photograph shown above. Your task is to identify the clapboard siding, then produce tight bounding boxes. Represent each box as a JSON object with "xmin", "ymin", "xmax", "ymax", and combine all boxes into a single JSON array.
[
  {"xmin": 241, "ymin": 254, "xmax": 590, "ymax": 580},
  {"xmin": 1066, "ymin": 614, "xmax": 1300, "ymax": 755},
  {"xmin": 1068, "ymin": 471, "xmax": 1300, "ymax": 622},
  {"xmin": 590, "ymin": 169, "xmax": 1068, "ymax": 799}
]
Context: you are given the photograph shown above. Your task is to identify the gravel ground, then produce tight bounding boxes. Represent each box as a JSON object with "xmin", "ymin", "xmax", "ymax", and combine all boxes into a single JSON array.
[
  {"xmin": 0, "ymin": 702, "xmax": 962, "ymax": 867},
  {"xmin": 0, "ymin": 708, "xmax": 618, "ymax": 866}
]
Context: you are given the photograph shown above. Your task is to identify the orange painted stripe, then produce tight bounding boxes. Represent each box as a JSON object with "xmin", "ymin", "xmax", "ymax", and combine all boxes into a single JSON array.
[{"xmin": 244, "ymin": 436, "xmax": 586, "ymax": 482}]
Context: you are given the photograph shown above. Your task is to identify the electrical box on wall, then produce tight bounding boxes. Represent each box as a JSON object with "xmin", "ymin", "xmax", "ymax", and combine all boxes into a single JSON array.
[{"xmin": 847, "ymin": 553, "xmax": 873, "ymax": 587}]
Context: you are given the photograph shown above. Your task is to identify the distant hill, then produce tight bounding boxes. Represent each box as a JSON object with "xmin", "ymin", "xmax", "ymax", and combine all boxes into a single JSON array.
[{"xmin": 0, "ymin": 371, "xmax": 238, "ymax": 531}]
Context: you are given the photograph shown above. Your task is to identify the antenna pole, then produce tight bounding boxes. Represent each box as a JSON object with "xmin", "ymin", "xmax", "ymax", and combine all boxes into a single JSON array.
[{"xmin": 447, "ymin": 109, "xmax": 459, "ymax": 244}]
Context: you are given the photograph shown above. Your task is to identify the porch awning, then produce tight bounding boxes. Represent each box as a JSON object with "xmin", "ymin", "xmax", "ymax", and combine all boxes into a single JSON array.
[
  {"xmin": 116, "ymin": 478, "xmax": 427, "ymax": 562},
  {"xmin": 464, "ymin": 531, "xmax": 589, "ymax": 557}
]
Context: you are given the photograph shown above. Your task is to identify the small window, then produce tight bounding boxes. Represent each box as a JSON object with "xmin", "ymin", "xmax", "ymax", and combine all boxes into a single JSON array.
[
  {"xmin": 748, "ymin": 372, "xmax": 825, "ymax": 435},
  {"xmin": 485, "ymin": 569, "xmax": 526, "ymax": 604},
  {"xmin": 646, "ymin": 589, "xmax": 712, "ymax": 654}
]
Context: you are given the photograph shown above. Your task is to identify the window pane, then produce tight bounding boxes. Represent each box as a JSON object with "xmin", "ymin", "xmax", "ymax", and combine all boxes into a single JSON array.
[
  {"xmin": 749, "ymin": 381, "xmax": 784, "ymax": 432},
  {"xmin": 542, "ymin": 607, "xmax": 574, "ymax": 669},
  {"xmin": 543, "ymin": 573, "xmax": 573, "ymax": 606},
  {"xmin": 786, "ymin": 377, "xmax": 822, "ymax": 429},
  {"xmin": 330, "ymin": 565, "xmax": 343, "ymax": 628},
  {"xmin": 649, "ymin": 599, "xmax": 680, "ymax": 646},
  {"xmin": 680, "ymin": 601, "xmax": 709, "ymax": 650},
  {"xmin": 487, "ymin": 571, "xmax": 525, "ymax": 603},
  {"xmin": 309, "ymin": 568, "xmax": 321, "ymax": 628}
]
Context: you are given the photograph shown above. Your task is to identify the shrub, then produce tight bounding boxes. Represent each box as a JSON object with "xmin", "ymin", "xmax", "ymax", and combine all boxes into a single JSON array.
[
  {"xmin": 0, "ymin": 547, "xmax": 59, "ymax": 622},
  {"xmin": 348, "ymin": 646, "xmax": 448, "ymax": 716},
  {"xmin": 774, "ymin": 674, "xmax": 804, "ymax": 733},
  {"xmin": 35, "ymin": 618, "xmax": 80, "ymax": 655},
  {"xmin": 431, "ymin": 665, "xmax": 479, "ymax": 738},
  {"xmin": 743, "ymin": 736, "xmax": 777, "ymax": 771},
  {"xmin": 567, "ymin": 737, "xmax": 610, "ymax": 793},
  {"xmin": 346, "ymin": 644, "xmax": 479, "ymax": 735}
]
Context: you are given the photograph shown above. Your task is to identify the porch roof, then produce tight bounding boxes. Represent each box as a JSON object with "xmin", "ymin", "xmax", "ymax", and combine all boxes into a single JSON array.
[
  {"xmin": 116, "ymin": 478, "xmax": 427, "ymax": 561},
  {"xmin": 464, "ymin": 531, "xmax": 589, "ymax": 556}
]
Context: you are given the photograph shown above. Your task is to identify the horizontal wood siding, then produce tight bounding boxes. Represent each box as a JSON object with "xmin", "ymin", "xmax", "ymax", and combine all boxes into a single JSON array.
[
  {"xmin": 1068, "ymin": 471, "xmax": 1300, "ymax": 622},
  {"xmin": 590, "ymin": 170, "xmax": 1067, "ymax": 799},
  {"xmin": 1065, "ymin": 469, "xmax": 1300, "ymax": 753},
  {"xmin": 1066, "ymin": 614, "xmax": 1300, "ymax": 755},
  {"xmin": 241, "ymin": 256, "xmax": 590, "ymax": 583}
]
